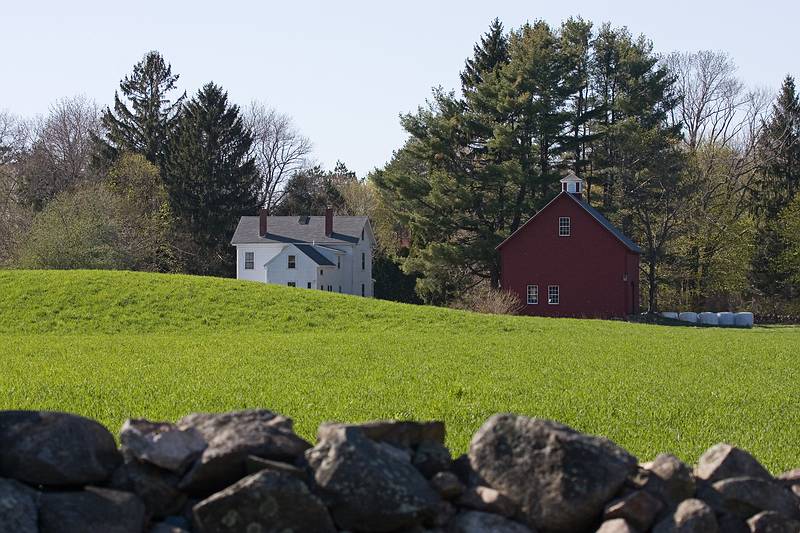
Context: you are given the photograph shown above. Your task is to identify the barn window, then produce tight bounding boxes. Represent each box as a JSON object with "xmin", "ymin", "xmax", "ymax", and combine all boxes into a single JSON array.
[
  {"xmin": 526, "ymin": 285, "xmax": 538, "ymax": 305},
  {"xmin": 307, "ymin": 282, "xmax": 312, "ymax": 289},
  {"xmin": 559, "ymin": 217, "xmax": 571, "ymax": 237},
  {"xmin": 288, "ymin": 255, "xmax": 296, "ymax": 269},
  {"xmin": 361, "ymin": 252, "xmax": 366, "ymax": 270},
  {"xmin": 244, "ymin": 252, "xmax": 254, "ymax": 270},
  {"xmin": 337, "ymin": 256, "xmax": 341, "ymax": 269},
  {"xmin": 548, "ymin": 285, "xmax": 560, "ymax": 305},
  {"xmin": 287, "ymin": 282, "xmax": 296, "ymax": 287},
  {"xmin": 338, "ymin": 286, "xmax": 342, "ymax": 293},
  {"xmin": 361, "ymin": 283, "xmax": 365, "ymax": 297}
]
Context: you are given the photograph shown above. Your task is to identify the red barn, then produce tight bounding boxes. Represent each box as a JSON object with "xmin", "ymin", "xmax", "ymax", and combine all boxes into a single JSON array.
[{"xmin": 497, "ymin": 172, "xmax": 641, "ymax": 318}]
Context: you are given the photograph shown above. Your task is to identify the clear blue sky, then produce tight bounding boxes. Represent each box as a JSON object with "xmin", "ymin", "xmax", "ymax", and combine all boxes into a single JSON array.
[{"xmin": 3, "ymin": 0, "xmax": 798, "ymax": 177}]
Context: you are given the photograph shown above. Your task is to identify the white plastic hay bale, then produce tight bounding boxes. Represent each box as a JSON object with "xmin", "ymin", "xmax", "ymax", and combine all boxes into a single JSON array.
[
  {"xmin": 660, "ymin": 312, "xmax": 679, "ymax": 320},
  {"xmin": 717, "ymin": 312, "xmax": 735, "ymax": 327},
  {"xmin": 678, "ymin": 312, "xmax": 698, "ymax": 323},
  {"xmin": 698, "ymin": 312, "xmax": 719, "ymax": 326},
  {"xmin": 734, "ymin": 312, "xmax": 754, "ymax": 328}
]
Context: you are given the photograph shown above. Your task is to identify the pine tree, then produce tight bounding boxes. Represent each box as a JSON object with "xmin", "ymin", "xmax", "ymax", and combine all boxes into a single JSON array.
[
  {"xmin": 751, "ymin": 75, "xmax": 800, "ymax": 299},
  {"xmin": 460, "ymin": 18, "xmax": 508, "ymax": 93},
  {"xmin": 96, "ymin": 51, "xmax": 184, "ymax": 171},
  {"xmin": 164, "ymin": 83, "xmax": 259, "ymax": 276}
]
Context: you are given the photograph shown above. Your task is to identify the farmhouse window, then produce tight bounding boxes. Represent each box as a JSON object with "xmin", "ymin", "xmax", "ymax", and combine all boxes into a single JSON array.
[
  {"xmin": 559, "ymin": 217, "xmax": 571, "ymax": 237},
  {"xmin": 548, "ymin": 285, "xmax": 560, "ymax": 305},
  {"xmin": 361, "ymin": 252, "xmax": 366, "ymax": 270},
  {"xmin": 287, "ymin": 282, "xmax": 296, "ymax": 287},
  {"xmin": 288, "ymin": 255, "xmax": 296, "ymax": 269},
  {"xmin": 361, "ymin": 228, "xmax": 365, "ymax": 240},
  {"xmin": 244, "ymin": 251, "xmax": 254, "ymax": 270},
  {"xmin": 526, "ymin": 285, "xmax": 538, "ymax": 305},
  {"xmin": 337, "ymin": 256, "xmax": 341, "ymax": 269},
  {"xmin": 338, "ymin": 286, "xmax": 342, "ymax": 293},
  {"xmin": 307, "ymin": 282, "xmax": 312, "ymax": 289},
  {"xmin": 320, "ymin": 269, "xmax": 323, "ymax": 276},
  {"xmin": 328, "ymin": 285, "xmax": 332, "ymax": 291},
  {"xmin": 361, "ymin": 283, "xmax": 365, "ymax": 297}
]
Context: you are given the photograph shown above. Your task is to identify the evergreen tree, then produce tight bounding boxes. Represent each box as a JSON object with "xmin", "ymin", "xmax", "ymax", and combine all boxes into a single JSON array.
[
  {"xmin": 751, "ymin": 75, "xmax": 800, "ymax": 299},
  {"xmin": 272, "ymin": 162, "xmax": 355, "ymax": 216},
  {"xmin": 164, "ymin": 83, "xmax": 259, "ymax": 276},
  {"xmin": 96, "ymin": 51, "xmax": 184, "ymax": 171},
  {"xmin": 460, "ymin": 18, "xmax": 508, "ymax": 92}
]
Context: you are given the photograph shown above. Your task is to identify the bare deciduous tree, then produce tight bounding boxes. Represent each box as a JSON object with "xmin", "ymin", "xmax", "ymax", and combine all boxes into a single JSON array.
[
  {"xmin": 245, "ymin": 102, "xmax": 312, "ymax": 212},
  {"xmin": 21, "ymin": 95, "xmax": 100, "ymax": 209},
  {"xmin": 0, "ymin": 110, "xmax": 32, "ymax": 263}
]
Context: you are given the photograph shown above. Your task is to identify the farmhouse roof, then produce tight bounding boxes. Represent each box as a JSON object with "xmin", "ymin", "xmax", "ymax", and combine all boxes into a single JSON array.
[
  {"xmin": 496, "ymin": 191, "xmax": 642, "ymax": 254},
  {"xmin": 231, "ymin": 215, "xmax": 368, "ymax": 246}
]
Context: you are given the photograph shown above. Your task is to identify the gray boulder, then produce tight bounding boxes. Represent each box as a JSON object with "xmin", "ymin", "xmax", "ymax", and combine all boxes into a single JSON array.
[
  {"xmin": 695, "ymin": 444, "xmax": 772, "ymax": 483},
  {"xmin": 120, "ymin": 419, "xmax": 206, "ymax": 473},
  {"xmin": 455, "ymin": 485, "xmax": 517, "ymax": 518},
  {"xmin": 307, "ymin": 425, "xmax": 440, "ymax": 531},
  {"xmin": 0, "ymin": 410, "xmax": 120, "ymax": 486},
  {"xmin": 0, "ymin": 477, "xmax": 38, "ymax": 533},
  {"xmin": 110, "ymin": 459, "xmax": 186, "ymax": 518},
  {"xmin": 317, "ymin": 419, "xmax": 445, "ymax": 447},
  {"xmin": 468, "ymin": 414, "xmax": 637, "ymax": 532},
  {"xmin": 701, "ymin": 476, "xmax": 800, "ymax": 520},
  {"xmin": 414, "ymin": 439, "xmax": 453, "ymax": 478},
  {"xmin": 430, "ymin": 471, "xmax": 465, "ymax": 500},
  {"xmin": 193, "ymin": 469, "xmax": 335, "ymax": 533},
  {"xmin": 177, "ymin": 409, "xmax": 311, "ymax": 494},
  {"xmin": 596, "ymin": 518, "xmax": 638, "ymax": 533},
  {"xmin": 747, "ymin": 511, "xmax": 800, "ymax": 533},
  {"xmin": 39, "ymin": 486, "xmax": 146, "ymax": 533},
  {"xmin": 652, "ymin": 498, "xmax": 718, "ymax": 533},
  {"xmin": 603, "ymin": 490, "xmax": 663, "ymax": 531},
  {"xmin": 642, "ymin": 453, "xmax": 696, "ymax": 504},
  {"xmin": 448, "ymin": 511, "xmax": 533, "ymax": 533},
  {"xmin": 244, "ymin": 455, "xmax": 307, "ymax": 480}
]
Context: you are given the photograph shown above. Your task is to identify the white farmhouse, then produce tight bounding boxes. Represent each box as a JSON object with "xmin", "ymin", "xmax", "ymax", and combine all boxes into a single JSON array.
[{"xmin": 231, "ymin": 208, "xmax": 375, "ymax": 296}]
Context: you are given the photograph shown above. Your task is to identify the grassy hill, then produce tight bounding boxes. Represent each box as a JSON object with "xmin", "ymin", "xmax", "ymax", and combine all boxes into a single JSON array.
[{"xmin": 1, "ymin": 269, "xmax": 799, "ymax": 472}]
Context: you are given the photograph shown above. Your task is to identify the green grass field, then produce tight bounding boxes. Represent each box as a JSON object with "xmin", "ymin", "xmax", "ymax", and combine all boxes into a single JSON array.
[{"xmin": 1, "ymin": 270, "xmax": 798, "ymax": 472}]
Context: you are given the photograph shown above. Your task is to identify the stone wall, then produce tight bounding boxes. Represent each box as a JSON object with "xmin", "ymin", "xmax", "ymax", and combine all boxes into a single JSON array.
[{"xmin": 1, "ymin": 409, "xmax": 798, "ymax": 532}]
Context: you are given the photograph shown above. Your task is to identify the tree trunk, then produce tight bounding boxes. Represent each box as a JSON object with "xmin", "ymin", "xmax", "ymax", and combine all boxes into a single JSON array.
[{"xmin": 648, "ymin": 256, "xmax": 658, "ymax": 313}]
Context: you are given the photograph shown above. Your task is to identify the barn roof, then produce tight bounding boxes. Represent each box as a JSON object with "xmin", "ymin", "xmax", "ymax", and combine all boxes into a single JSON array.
[
  {"xmin": 495, "ymin": 192, "xmax": 642, "ymax": 254},
  {"xmin": 231, "ymin": 215, "xmax": 367, "ymax": 246}
]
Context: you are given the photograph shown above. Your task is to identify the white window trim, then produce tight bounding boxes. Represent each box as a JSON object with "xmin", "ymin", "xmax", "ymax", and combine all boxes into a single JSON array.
[
  {"xmin": 244, "ymin": 251, "xmax": 254, "ymax": 270},
  {"xmin": 548, "ymin": 285, "xmax": 560, "ymax": 305},
  {"xmin": 558, "ymin": 217, "xmax": 571, "ymax": 237},
  {"xmin": 288, "ymin": 254, "xmax": 296, "ymax": 269},
  {"xmin": 526, "ymin": 285, "xmax": 538, "ymax": 305}
]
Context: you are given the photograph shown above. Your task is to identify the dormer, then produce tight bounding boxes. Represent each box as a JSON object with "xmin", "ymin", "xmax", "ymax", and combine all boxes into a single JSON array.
[{"xmin": 560, "ymin": 171, "xmax": 585, "ymax": 197}]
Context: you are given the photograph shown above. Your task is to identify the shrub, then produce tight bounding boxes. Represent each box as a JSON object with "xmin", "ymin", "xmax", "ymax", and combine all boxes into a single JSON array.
[{"xmin": 451, "ymin": 285, "xmax": 523, "ymax": 315}]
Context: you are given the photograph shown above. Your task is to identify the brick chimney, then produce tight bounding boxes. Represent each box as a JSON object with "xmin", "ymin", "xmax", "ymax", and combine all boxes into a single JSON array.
[
  {"xmin": 259, "ymin": 209, "xmax": 268, "ymax": 237},
  {"xmin": 325, "ymin": 207, "xmax": 333, "ymax": 237}
]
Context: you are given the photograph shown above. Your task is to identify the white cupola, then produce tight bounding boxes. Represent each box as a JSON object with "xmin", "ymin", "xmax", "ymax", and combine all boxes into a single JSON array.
[{"xmin": 560, "ymin": 171, "xmax": 585, "ymax": 196}]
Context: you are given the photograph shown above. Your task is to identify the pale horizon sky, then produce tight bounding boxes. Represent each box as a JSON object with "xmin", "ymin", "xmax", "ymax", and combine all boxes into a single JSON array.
[{"xmin": 2, "ymin": 0, "xmax": 798, "ymax": 177}]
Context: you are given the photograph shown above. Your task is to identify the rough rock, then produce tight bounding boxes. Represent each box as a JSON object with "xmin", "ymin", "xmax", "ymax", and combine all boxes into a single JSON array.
[
  {"xmin": 432, "ymin": 500, "xmax": 457, "ymax": 527},
  {"xmin": 448, "ymin": 511, "xmax": 534, "ymax": 533},
  {"xmin": 306, "ymin": 425, "xmax": 440, "ymax": 532},
  {"xmin": 0, "ymin": 477, "xmax": 38, "ymax": 533},
  {"xmin": 695, "ymin": 444, "xmax": 772, "ymax": 483},
  {"xmin": 747, "ymin": 511, "xmax": 800, "ymax": 533},
  {"xmin": 39, "ymin": 486, "xmax": 146, "ymax": 533},
  {"xmin": 652, "ymin": 498, "xmax": 718, "ymax": 533},
  {"xmin": 414, "ymin": 439, "xmax": 453, "ymax": 478},
  {"xmin": 193, "ymin": 469, "xmax": 335, "ymax": 533},
  {"xmin": 455, "ymin": 485, "xmax": 517, "ymax": 518},
  {"xmin": 717, "ymin": 513, "xmax": 751, "ymax": 533},
  {"xmin": 596, "ymin": 518, "xmax": 639, "ymax": 533},
  {"xmin": 642, "ymin": 453, "xmax": 696, "ymax": 504},
  {"xmin": 110, "ymin": 460, "xmax": 186, "ymax": 517},
  {"xmin": 701, "ymin": 476, "xmax": 800, "ymax": 520},
  {"xmin": 120, "ymin": 419, "xmax": 206, "ymax": 473},
  {"xmin": 778, "ymin": 468, "xmax": 800, "ymax": 485},
  {"xmin": 0, "ymin": 410, "xmax": 120, "ymax": 485},
  {"xmin": 317, "ymin": 419, "xmax": 445, "ymax": 447},
  {"xmin": 468, "ymin": 414, "xmax": 637, "ymax": 532},
  {"xmin": 150, "ymin": 518, "xmax": 191, "ymax": 533},
  {"xmin": 603, "ymin": 490, "xmax": 664, "ymax": 531},
  {"xmin": 451, "ymin": 453, "xmax": 486, "ymax": 487},
  {"xmin": 430, "ymin": 471, "xmax": 465, "ymax": 500},
  {"xmin": 244, "ymin": 455, "xmax": 307, "ymax": 480},
  {"xmin": 176, "ymin": 409, "xmax": 311, "ymax": 494}
]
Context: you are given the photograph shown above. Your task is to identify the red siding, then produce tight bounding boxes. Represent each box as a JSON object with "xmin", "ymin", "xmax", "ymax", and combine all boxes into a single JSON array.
[{"xmin": 499, "ymin": 193, "xmax": 639, "ymax": 318}]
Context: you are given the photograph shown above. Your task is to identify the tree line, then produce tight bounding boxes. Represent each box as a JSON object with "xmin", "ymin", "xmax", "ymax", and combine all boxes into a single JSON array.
[
  {"xmin": 2, "ymin": 18, "xmax": 799, "ymax": 314},
  {"xmin": 0, "ymin": 51, "xmax": 362, "ymax": 277},
  {"xmin": 371, "ymin": 18, "xmax": 800, "ymax": 314}
]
